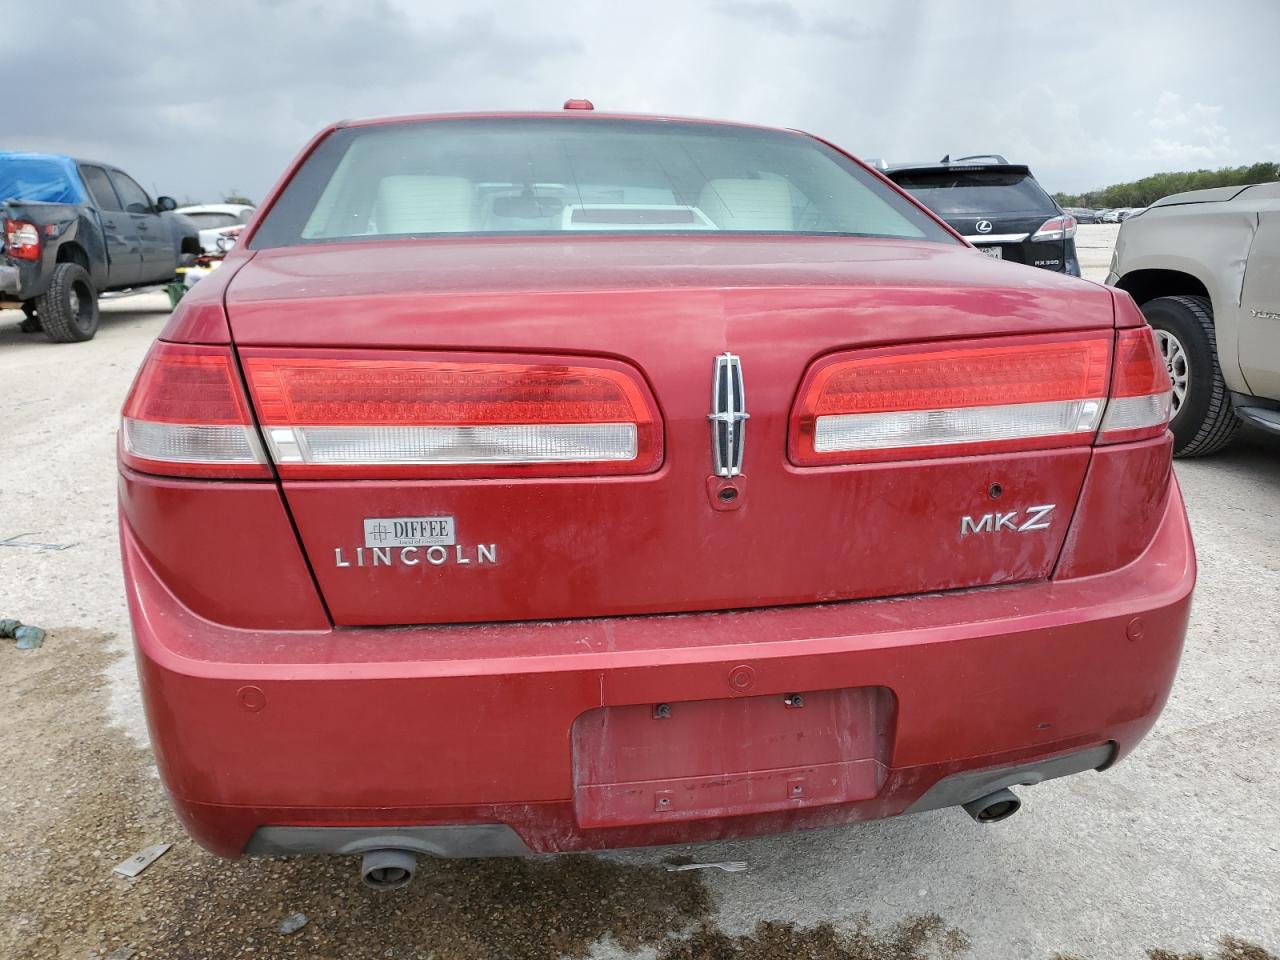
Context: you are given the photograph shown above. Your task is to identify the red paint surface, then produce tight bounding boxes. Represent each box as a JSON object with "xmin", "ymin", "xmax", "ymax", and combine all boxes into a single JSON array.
[
  {"xmin": 572, "ymin": 688, "xmax": 892, "ymax": 827},
  {"xmin": 119, "ymin": 113, "xmax": 1194, "ymax": 857},
  {"xmin": 118, "ymin": 469, "xmax": 328, "ymax": 630},
  {"xmin": 123, "ymin": 481, "xmax": 1193, "ymax": 855},
  {"xmin": 219, "ymin": 236, "xmax": 1117, "ymax": 624}
]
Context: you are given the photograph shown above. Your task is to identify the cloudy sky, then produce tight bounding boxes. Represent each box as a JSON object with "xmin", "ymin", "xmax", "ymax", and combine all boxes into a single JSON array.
[{"xmin": 4, "ymin": 0, "xmax": 1276, "ymax": 204}]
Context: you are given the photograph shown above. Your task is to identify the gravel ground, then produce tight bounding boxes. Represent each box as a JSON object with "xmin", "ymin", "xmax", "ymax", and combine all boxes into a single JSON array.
[{"xmin": 1, "ymin": 231, "xmax": 1277, "ymax": 959}]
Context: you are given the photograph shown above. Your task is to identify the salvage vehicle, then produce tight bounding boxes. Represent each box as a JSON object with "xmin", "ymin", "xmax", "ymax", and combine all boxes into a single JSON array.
[
  {"xmin": 1, "ymin": 152, "xmax": 200, "ymax": 341},
  {"xmin": 118, "ymin": 107, "xmax": 1193, "ymax": 889},
  {"xmin": 883, "ymin": 156, "xmax": 1081, "ymax": 275},
  {"xmin": 175, "ymin": 202, "xmax": 255, "ymax": 255},
  {"xmin": 1108, "ymin": 181, "xmax": 1280, "ymax": 455}
]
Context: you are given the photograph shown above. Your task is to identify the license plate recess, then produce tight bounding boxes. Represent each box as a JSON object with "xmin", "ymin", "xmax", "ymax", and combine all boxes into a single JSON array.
[{"xmin": 572, "ymin": 687, "xmax": 893, "ymax": 827}]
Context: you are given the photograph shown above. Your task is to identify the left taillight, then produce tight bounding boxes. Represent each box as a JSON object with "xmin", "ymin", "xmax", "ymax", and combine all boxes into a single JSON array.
[
  {"xmin": 3, "ymin": 219, "xmax": 41, "ymax": 260},
  {"xmin": 1031, "ymin": 214, "xmax": 1077, "ymax": 242},
  {"xmin": 120, "ymin": 342, "xmax": 270, "ymax": 478},
  {"xmin": 240, "ymin": 349, "xmax": 663, "ymax": 478}
]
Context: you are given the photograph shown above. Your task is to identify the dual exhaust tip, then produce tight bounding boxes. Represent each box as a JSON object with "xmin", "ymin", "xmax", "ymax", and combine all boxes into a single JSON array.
[{"xmin": 359, "ymin": 790, "xmax": 1021, "ymax": 889}]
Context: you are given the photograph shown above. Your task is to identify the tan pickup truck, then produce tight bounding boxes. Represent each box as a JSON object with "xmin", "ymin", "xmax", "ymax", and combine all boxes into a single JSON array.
[{"xmin": 1108, "ymin": 181, "xmax": 1280, "ymax": 456}]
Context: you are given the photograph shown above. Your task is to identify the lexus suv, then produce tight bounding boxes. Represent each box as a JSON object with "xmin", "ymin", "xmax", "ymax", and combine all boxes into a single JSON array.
[
  {"xmin": 883, "ymin": 156, "xmax": 1081, "ymax": 275},
  {"xmin": 118, "ymin": 109, "xmax": 1193, "ymax": 889}
]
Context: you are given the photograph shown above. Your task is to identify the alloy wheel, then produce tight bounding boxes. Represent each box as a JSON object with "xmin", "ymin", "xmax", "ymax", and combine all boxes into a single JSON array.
[{"xmin": 1153, "ymin": 328, "xmax": 1189, "ymax": 416}]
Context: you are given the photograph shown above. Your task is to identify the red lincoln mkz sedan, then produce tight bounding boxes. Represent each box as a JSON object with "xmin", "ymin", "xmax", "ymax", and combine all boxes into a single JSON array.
[{"xmin": 118, "ymin": 106, "xmax": 1193, "ymax": 889}]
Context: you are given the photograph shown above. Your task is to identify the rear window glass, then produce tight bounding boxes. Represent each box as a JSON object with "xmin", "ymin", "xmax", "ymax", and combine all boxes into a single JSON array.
[
  {"xmin": 889, "ymin": 169, "xmax": 1057, "ymax": 216},
  {"xmin": 183, "ymin": 212, "xmax": 241, "ymax": 229},
  {"xmin": 251, "ymin": 119, "xmax": 955, "ymax": 248}
]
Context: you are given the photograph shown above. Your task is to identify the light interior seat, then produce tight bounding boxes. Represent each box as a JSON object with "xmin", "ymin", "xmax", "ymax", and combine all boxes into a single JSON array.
[
  {"xmin": 374, "ymin": 175, "xmax": 478, "ymax": 233},
  {"xmin": 697, "ymin": 178, "xmax": 795, "ymax": 231}
]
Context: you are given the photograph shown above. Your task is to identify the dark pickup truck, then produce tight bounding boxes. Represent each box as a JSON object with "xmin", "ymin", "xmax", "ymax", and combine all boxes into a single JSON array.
[{"xmin": 1, "ymin": 152, "xmax": 200, "ymax": 342}]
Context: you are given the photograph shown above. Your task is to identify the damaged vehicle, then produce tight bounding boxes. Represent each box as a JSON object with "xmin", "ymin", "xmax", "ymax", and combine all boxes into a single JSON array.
[
  {"xmin": 1, "ymin": 151, "xmax": 199, "ymax": 341},
  {"xmin": 118, "ymin": 108, "xmax": 1194, "ymax": 889},
  {"xmin": 1108, "ymin": 181, "xmax": 1280, "ymax": 455}
]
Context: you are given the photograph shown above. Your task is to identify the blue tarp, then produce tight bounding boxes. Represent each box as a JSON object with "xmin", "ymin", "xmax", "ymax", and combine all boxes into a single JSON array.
[{"xmin": 0, "ymin": 152, "xmax": 86, "ymax": 205}]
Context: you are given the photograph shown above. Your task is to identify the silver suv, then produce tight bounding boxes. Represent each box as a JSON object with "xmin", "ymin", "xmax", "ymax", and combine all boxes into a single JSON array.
[{"xmin": 1108, "ymin": 182, "xmax": 1280, "ymax": 456}]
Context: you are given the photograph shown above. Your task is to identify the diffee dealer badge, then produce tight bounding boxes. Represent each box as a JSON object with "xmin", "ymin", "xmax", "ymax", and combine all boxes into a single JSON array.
[{"xmin": 335, "ymin": 516, "xmax": 498, "ymax": 568}]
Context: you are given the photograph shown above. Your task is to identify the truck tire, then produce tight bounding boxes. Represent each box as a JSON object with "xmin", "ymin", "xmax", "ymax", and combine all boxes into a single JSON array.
[
  {"xmin": 1141, "ymin": 295, "xmax": 1238, "ymax": 457},
  {"xmin": 35, "ymin": 262, "xmax": 100, "ymax": 343}
]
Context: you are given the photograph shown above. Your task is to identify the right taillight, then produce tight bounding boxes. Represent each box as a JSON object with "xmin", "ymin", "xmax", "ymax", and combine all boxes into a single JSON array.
[
  {"xmin": 240, "ymin": 349, "xmax": 663, "ymax": 478},
  {"xmin": 789, "ymin": 333, "xmax": 1113, "ymax": 465},
  {"xmin": 1031, "ymin": 214, "xmax": 1077, "ymax": 242},
  {"xmin": 1097, "ymin": 325, "xmax": 1173, "ymax": 443},
  {"xmin": 789, "ymin": 324, "xmax": 1172, "ymax": 466}
]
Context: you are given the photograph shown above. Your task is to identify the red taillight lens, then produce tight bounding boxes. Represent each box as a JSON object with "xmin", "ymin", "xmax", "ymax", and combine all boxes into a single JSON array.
[
  {"xmin": 4, "ymin": 219, "xmax": 41, "ymax": 260},
  {"xmin": 120, "ymin": 342, "xmax": 269, "ymax": 478},
  {"xmin": 789, "ymin": 334, "xmax": 1113, "ymax": 465},
  {"xmin": 240, "ymin": 350, "xmax": 662, "ymax": 478},
  {"xmin": 1031, "ymin": 214, "xmax": 1077, "ymax": 242},
  {"xmin": 1097, "ymin": 326, "xmax": 1173, "ymax": 443}
]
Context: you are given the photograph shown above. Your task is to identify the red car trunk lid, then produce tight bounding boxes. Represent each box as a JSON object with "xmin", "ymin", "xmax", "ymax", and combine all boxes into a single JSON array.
[{"xmin": 224, "ymin": 236, "xmax": 1118, "ymax": 626}]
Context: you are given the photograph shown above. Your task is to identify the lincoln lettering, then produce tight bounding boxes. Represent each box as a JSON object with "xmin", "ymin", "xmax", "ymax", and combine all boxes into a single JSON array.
[{"xmin": 335, "ymin": 544, "xmax": 498, "ymax": 568}]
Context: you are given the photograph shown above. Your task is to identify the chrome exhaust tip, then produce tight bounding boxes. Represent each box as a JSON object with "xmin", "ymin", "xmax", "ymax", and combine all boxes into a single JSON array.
[
  {"xmin": 360, "ymin": 848, "xmax": 418, "ymax": 890},
  {"xmin": 962, "ymin": 787, "xmax": 1021, "ymax": 823}
]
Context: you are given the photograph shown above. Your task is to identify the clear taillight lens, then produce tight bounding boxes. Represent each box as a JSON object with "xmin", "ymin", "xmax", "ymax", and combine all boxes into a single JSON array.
[
  {"xmin": 790, "ymin": 334, "xmax": 1113, "ymax": 465},
  {"xmin": 120, "ymin": 342, "xmax": 269, "ymax": 478},
  {"xmin": 240, "ymin": 350, "xmax": 662, "ymax": 478},
  {"xmin": 4, "ymin": 219, "xmax": 41, "ymax": 260},
  {"xmin": 1098, "ymin": 326, "xmax": 1173, "ymax": 443},
  {"xmin": 1031, "ymin": 214, "xmax": 1077, "ymax": 242}
]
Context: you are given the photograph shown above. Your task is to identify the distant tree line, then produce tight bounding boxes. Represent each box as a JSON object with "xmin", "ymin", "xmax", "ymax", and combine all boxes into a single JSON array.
[{"xmin": 1053, "ymin": 162, "xmax": 1279, "ymax": 209}]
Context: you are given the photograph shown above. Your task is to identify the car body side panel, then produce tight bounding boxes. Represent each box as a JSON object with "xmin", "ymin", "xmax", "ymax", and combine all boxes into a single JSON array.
[
  {"xmin": 1239, "ymin": 208, "xmax": 1280, "ymax": 399},
  {"xmin": 1110, "ymin": 204, "xmax": 1257, "ymax": 392}
]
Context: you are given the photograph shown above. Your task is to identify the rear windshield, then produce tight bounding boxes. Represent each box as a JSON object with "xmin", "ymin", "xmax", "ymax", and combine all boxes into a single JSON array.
[
  {"xmin": 183, "ymin": 212, "xmax": 241, "ymax": 229},
  {"xmin": 889, "ymin": 169, "xmax": 1057, "ymax": 217},
  {"xmin": 251, "ymin": 119, "xmax": 954, "ymax": 248}
]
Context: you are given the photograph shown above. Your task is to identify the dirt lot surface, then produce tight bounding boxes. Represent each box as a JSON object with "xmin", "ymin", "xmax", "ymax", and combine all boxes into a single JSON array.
[{"xmin": 1, "ymin": 231, "xmax": 1277, "ymax": 959}]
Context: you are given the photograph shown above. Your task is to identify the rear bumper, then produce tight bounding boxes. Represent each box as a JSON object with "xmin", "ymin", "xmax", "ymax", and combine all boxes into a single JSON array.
[
  {"xmin": 0, "ymin": 262, "xmax": 21, "ymax": 299},
  {"xmin": 124, "ymin": 480, "xmax": 1195, "ymax": 858}
]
